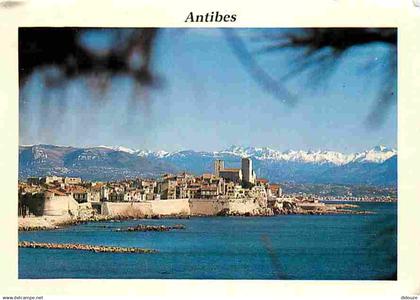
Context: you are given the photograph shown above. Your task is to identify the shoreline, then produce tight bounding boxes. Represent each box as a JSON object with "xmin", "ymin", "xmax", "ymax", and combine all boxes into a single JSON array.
[
  {"xmin": 18, "ymin": 208, "xmax": 374, "ymax": 232},
  {"xmin": 320, "ymin": 199, "xmax": 397, "ymax": 203}
]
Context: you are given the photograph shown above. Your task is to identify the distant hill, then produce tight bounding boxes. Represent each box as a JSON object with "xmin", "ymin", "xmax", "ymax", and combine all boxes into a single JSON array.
[
  {"xmin": 19, "ymin": 144, "xmax": 177, "ymax": 181},
  {"xmin": 19, "ymin": 144, "xmax": 397, "ymax": 186}
]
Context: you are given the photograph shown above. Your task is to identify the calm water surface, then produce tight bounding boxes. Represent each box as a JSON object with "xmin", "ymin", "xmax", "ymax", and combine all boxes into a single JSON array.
[{"xmin": 19, "ymin": 202, "xmax": 397, "ymax": 279}]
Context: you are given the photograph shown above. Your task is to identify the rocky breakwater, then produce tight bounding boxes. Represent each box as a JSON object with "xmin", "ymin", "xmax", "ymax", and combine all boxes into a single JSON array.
[
  {"xmin": 270, "ymin": 199, "xmax": 372, "ymax": 215},
  {"xmin": 334, "ymin": 203, "xmax": 359, "ymax": 209},
  {"xmin": 19, "ymin": 225, "xmax": 59, "ymax": 231},
  {"xmin": 216, "ymin": 207, "xmax": 274, "ymax": 217},
  {"xmin": 18, "ymin": 214, "xmax": 189, "ymax": 231},
  {"xmin": 115, "ymin": 224, "xmax": 186, "ymax": 232},
  {"xmin": 271, "ymin": 200, "xmax": 299, "ymax": 215},
  {"xmin": 19, "ymin": 241, "xmax": 157, "ymax": 254}
]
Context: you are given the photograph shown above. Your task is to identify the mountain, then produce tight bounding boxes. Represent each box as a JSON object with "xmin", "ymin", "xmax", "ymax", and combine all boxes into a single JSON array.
[
  {"xmin": 19, "ymin": 144, "xmax": 397, "ymax": 186},
  {"xmin": 19, "ymin": 144, "xmax": 177, "ymax": 181}
]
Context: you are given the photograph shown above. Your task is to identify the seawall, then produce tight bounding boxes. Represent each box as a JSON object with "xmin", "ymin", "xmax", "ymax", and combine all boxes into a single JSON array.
[
  {"xmin": 43, "ymin": 192, "xmax": 79, "ymax": 216},
  {"xmin": 101, "ymin": 199, "xmax": 191, "ymax": 217},
  {"xmin": 101, "ymin": 198, "xmax": 266, "ymax": 217}
]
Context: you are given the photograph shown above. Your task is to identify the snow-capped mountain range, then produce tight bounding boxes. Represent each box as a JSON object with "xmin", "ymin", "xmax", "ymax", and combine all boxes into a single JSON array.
[
  {"xmin": 100, "ymin": 144, "xmax": 397, "ymax": 166},
  {"xmin": 19, "ymin": 144, "xmax": 397, "ymax": 185}
]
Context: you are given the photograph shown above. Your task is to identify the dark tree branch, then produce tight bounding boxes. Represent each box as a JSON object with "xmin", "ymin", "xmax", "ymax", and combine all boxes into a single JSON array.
[
  {"xmin": 19, "ymin": 28, "xmax": 159, "ymax": 88},
  {"xmin": 223, "ymin": 28, "xmax": 296, "ymax": 106}
]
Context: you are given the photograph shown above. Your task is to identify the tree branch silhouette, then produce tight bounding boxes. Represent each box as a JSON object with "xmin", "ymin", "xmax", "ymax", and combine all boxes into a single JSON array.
[{"xmin": 19, "ymin": 27, "xmax": 397, "ymax": 127}]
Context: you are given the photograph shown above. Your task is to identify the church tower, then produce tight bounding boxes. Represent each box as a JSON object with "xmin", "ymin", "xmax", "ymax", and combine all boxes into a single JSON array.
[
  {"xmin": 241, "ymin": 157, "xmax": 255, "ymax": 184},
  {"xmin": 214, "ymin": 160, "xmax": 224, "ymax": 177}
]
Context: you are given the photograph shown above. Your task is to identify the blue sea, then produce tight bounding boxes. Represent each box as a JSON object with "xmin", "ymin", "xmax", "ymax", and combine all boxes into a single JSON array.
[{"xmin": 18, "ymin": 202, "xmax": 397, "ymax": 280}]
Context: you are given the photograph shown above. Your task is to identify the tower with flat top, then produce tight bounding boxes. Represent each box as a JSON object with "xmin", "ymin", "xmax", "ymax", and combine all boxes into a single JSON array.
[
  {"xmin": 214, "ymin": 159, "xmax": 224, "ymax": 177},
  {"xmin": 241, "ymin": 157, "xmax": 255, "ymax": 184}
]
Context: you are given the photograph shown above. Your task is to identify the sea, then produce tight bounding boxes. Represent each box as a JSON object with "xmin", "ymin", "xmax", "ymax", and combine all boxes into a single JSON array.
[{"xmin": 18, "ymin": 202, "xmax": 397, "ymax": 280}]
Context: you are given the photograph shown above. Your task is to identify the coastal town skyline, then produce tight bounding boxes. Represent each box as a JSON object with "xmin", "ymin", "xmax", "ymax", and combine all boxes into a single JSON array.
[{"xmin": 19, "ymin": 155, "xmax": 396, "ymax": 220}]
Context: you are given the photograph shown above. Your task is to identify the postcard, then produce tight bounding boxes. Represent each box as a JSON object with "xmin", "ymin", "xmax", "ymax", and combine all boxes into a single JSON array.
[{"xmin": 1, "ymin": 1, "xmax": 419, "ymax": 299}]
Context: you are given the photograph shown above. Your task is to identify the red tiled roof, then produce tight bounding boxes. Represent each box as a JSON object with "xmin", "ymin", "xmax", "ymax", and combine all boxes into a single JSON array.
[
  {"xmin": 46, "ymin": 189, "xmax": 68, "ymax": 196},
  {"xmin": 256, "ymin": 178, "xmax": 269, "ymax": 183},
  {"xmin": 66, "ymin": 186, "xmax": 87, "ymax": 193}
]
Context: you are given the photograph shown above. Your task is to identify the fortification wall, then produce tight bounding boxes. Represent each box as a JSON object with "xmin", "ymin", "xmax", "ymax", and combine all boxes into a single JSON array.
[
  {"xmin": 226, "ymin": 198, "xmax": 262, "ymax": 214},
  {"xmin": 189, "ymin": 198, "xmax": 263, "ymax": 215},
  {"xmin": 150, "ymin": 199, "xmax": 190, "ymax": 215},
  {"xmin": 101, "ymin": 198, "xmax": 265, "ymax": 217},
  {"xmin": 101, "ymin": 202, "xmax": 152, "ymax": 217},
  {"xmin": 43, "ymin": 194, "xmax": 79, "ymax": 216},
  {"xmin": 101, "ymin": 199, "xmax": 190, "ymax": 216},
  {"xmin": 189, "ymin": 199, "xmax": 225, "ymax": 215}
]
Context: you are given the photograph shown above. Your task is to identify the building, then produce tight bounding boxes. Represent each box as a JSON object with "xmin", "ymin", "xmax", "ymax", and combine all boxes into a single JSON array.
[
  {"xmin": 176, "ymin": 183, "xmax": 188, "ymax": 199},
  {"xmin": 241, "ymin": 157, "xmax": 256, "ymax": 184},
  {"xmin": 214, "ymin": 158, "xmax": 256, "ymax": 185},
  {"xmin": 88, "ymin": 185, "xmax": 101, "ymax": 202},
  {"xmin": 70, "ymin": 187, "xmax": 91, "ymax": 203},
  {"xmin": 219, "ymin": 168, "xmax": 242, "ymax": 183},
  {"xmin": 27, "ymin": 177, "xmax": 41, "ymax": 185},
  {"xmin": 123, "ymin": 189, "xmax": 144, "ymax": 202},
  {"xmin": 64, "ymin": 177, "xmax": 82, "ymax": 185},
  {"xmin": 43, "ymin": 189, "xmax": 79, "ymax": 216},
  {"xmin": 185, "ymin": 183, "xmax": 201, "ymax": 199},
  {"xmin": 158, "ymin": 179, "xmax": 177, "ymax": 199},
  {"xmin": 225, "ymin": 182, "xmax": 245, "ymax": 198},
  {"xmin": 108, "ymin": 191, "xmax": 125, "ymax": 202},
  {"xmin": 214, "ymin": 160, "xmax": 224, "ymax": 177},
  {"xmin": 268, "ymin": 184, "xmax": 282, "ymax": 197},
  {"xmin": 255, "ymin": 178, "xmax": 269, "ymax": 186},
  {"xmin": 141, "ymin": 180, "xmax": 157, "ymax": 191},
  {"xmin": 100, "ymin": 185, "xmax": 110, "ymax": 201},
  {"xmin": 40, "ymin": 176, "xmax": 63, "ymax": 185},
  {"xmin": 249, "ymin": 185, "xmax": 267, "ymax": 198},
  {"xmin": 200, "ymin": 185, "xmax": 219, "ymax": 199}
]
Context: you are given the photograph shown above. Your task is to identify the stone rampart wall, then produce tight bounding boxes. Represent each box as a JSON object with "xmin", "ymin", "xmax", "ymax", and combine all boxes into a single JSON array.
[
  {"xmin": 101, "ymin": 199, "xmax": 190, "ymax": 216},
  {"xmin": 101, "ymin": 198, "xmax": 264, "ymax": 217},
  {"xmin": 43, "ymin": 194, "xmax": 79, "ymax": 216},
  {"xmin": 150, "ymin": 199, "xmax": 190, "ymax": 215}
]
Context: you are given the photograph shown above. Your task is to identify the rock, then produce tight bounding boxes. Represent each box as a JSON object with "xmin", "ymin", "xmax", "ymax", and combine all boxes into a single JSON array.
[
  {"xmin": 18, "ymin": 241, "xmax": 157, "ymax": 254},
  {"xmin": 216, "ymin": 208, "xmax": 230, "ymax": 216},
  {"xmin": 115, "ymin": 224, "xmax": 186, "ymax": 232}
]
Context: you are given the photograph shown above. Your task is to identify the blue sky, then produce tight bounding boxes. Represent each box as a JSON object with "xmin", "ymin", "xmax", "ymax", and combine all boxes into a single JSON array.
[{"xmin": 19, "ymin": 28, "xmax": 397, "ymax": 153}]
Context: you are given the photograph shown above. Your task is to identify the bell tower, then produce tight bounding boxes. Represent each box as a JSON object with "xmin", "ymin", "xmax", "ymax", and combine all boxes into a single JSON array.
[{"xmin": 214, "ymin": 160, "xmax": 224, "ymax": 176}]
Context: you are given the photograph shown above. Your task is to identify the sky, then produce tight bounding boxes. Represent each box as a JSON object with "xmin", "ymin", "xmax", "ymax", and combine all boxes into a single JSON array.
[{"xmin": 19, "ymin": 28, "xmax": 397, "ymax": 153}]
